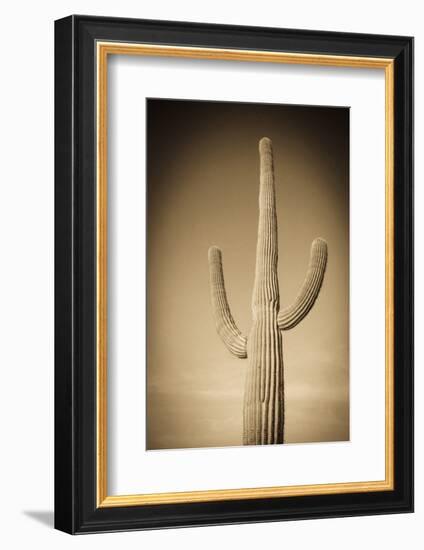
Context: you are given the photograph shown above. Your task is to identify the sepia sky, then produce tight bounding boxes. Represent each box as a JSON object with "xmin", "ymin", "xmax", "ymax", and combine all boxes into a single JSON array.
[{"xmin": 146, "ymin": 98, "xmax": 349, "ymax": 450}]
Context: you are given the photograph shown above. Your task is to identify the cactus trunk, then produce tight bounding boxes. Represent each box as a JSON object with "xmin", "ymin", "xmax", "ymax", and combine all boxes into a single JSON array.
[
  {"xmin": 208, "ymin": 137, "xmax": 328, "ymax": 446},
  {"xmin": 244, "ymin": 320, "xmax": 284, "ymax": 444},
  {"xmin": 244, "ymin": 138, "xmax": 284, "ymax": 445}
]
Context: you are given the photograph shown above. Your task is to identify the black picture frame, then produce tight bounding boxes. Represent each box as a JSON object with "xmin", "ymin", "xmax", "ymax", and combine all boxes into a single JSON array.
[{"xmin": 55, "ymin": 14, "xmax": 413, "ymax": 534}]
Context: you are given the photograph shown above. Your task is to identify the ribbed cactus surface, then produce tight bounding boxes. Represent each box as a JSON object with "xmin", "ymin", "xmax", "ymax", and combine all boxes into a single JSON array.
[{"xmin": 208, "ymin": 137, "xmax": 328, "ymax": 445}]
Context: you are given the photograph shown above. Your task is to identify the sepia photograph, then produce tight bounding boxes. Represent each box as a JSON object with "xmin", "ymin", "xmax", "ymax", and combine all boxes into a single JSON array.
[{"xmin": 146, "ymin": 98, "xmax": 350, "ymax": 450}]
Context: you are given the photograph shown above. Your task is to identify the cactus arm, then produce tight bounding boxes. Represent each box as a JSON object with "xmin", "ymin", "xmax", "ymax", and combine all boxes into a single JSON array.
[
  {"xmin": 277, "ymin": 238, "xmax": 328, "ymax": 331},
  {"xmin": 208, "ymin": 246, "xmax": 248, "ymax": 358}
]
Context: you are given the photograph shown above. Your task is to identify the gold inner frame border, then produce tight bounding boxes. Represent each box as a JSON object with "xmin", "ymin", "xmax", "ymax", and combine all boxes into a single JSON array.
[{"xmin": 96, "ymin": 41, "xmax": 395, "ymax": 508}]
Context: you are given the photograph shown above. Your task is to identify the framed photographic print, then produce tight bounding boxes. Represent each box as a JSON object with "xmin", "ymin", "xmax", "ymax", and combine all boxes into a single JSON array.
[{"xmin": 54, "ymin": 15, "xmax": 413, "ymax": 534}]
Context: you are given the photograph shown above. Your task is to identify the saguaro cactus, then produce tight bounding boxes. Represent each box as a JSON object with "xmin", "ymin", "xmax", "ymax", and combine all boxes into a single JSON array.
[{"xmin": 208, "ymin": 137, "xmax": 328, "ymax": 445}]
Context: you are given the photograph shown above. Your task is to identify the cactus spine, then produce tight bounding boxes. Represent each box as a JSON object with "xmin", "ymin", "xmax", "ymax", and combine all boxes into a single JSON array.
[{"xmin": 208, "ymin": 137, "xmax": 328, "ymax": 445}]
